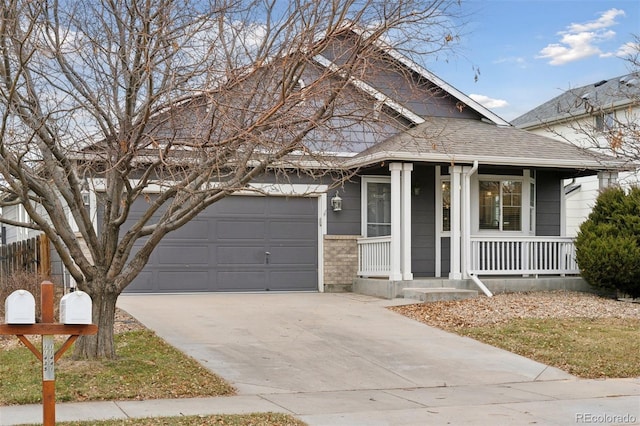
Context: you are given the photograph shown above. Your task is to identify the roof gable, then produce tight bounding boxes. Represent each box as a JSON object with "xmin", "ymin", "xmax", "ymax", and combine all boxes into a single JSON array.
[{"xmin": 316, "ymin": 29, "xmax": 510, "ymax": 126}]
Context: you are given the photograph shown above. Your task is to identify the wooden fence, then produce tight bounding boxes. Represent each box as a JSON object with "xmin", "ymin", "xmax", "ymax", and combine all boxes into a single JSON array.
[{"xmin": 0, "ymin": 234, "xmax": 51, "ymax": 278}]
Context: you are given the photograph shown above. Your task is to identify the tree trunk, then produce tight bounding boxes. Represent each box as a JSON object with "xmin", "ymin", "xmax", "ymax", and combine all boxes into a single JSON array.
[{"xmin": 72, "ymin": 286, "xmax": 119, "ymax": 359}]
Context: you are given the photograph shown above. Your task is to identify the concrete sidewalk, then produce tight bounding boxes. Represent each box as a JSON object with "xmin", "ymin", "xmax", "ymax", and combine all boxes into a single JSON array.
[
  {"xmin": 1, "ymin": 293, "xmax": 639, "ymax": 425},
  {"xmin": 2, "ymin": 378, "xmax": 639, "ymax": 425}
]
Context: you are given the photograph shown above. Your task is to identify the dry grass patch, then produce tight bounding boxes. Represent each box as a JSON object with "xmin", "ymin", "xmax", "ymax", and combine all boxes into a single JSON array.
[
  {"xmin": 47, "ymin": 413, "xmax": 307, "ymax": 425},
  {"xmin": 390, "ymin": 291, "xmax": 640, "ymax": 379}
]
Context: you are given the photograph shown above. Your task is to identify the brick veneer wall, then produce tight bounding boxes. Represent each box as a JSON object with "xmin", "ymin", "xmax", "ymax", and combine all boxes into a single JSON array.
[{"xmin": 323, "ymin": 235, "xmax": 359, "ymax": 292}]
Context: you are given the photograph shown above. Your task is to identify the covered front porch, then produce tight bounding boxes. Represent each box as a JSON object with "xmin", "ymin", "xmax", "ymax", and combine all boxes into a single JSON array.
[{"xmin": 355, "ymin": 162, "xmax": 614, "ymax": 298}]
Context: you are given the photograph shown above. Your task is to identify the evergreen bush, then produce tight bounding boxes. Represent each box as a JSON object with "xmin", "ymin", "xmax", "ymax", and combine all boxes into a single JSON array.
[{"xmin": 575, "ymin": 186, "xmax": 640, "ymax": 298}]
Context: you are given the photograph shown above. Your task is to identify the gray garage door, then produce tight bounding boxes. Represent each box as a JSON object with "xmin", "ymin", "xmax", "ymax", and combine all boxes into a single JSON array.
[{"xmin": 124, "ymin": 196, "xmax": 318, "ymax": 293}]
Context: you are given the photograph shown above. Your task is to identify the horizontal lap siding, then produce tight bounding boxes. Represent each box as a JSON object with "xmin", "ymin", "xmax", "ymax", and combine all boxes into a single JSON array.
[
  {"xmin": 411, "ymin": 166, "xmax": 436, "ymax": 276},
  {"xmin": 536, "ymin": 170, "xmax": 562, "ymax": 236}
]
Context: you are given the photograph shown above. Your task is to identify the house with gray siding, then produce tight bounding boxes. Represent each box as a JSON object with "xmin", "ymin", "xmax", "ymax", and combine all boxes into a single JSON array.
[{"xmin": 3, "ymin": 30, "xmax": 627, "ymax": 297}]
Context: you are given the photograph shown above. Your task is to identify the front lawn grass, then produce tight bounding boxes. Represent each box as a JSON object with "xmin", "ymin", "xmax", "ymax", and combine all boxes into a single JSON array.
[
  {"xmin": 0, "ymin": 330, "xmax": 234, "ymax": 405},
  {"xmin": 456, "ymin": 317, "xmax": 640, "ymax": 378}
]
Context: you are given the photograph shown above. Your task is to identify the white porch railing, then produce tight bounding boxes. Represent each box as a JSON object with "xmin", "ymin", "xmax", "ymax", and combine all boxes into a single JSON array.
[
  {"xmin": 469, "ymin": 236, "xmax": 579, "ymax": 276},
  {"xmin": 357, "ymin": 235, "xmax": 580, "ymax": 278},
  {"xmin": 357, "ymin": 236, "xmax": 391, "ymax": 277}
]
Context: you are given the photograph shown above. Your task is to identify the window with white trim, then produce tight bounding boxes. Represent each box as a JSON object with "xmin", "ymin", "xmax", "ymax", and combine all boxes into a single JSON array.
[
  {"xmin": 362, "ymin": 177, "xmax": 391, "ymax": 237},
  {"xmin": 479, "ymin": 180, "xmax": 522, "ymax": 231},
  {"xmin": 438, "ymin": 171, "xmax": 535, "ymax": 236}
]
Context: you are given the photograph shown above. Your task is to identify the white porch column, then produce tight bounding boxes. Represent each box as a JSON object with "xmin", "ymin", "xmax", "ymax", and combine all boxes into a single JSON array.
[
  {"xmin": 461, "ymin": 162, "xmax": 478, "ymax": 279},
  {"xmin": 598, "ymin": 171, "xmax": 618, "ymax": 190},
  {"xmin": 389, "ymin": 163, "xmax": 403, "ymax": 281},
  {"xmin": 449, "ymin": 165, "xmax": 463, "ymax": 280},
  {"xmin": 402, "ymin": 163, "xmax": 413, "ymax": 281}
]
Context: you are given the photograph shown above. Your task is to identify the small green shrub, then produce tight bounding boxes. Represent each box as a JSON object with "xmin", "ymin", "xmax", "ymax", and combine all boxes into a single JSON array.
[{"xmin": 575, "ymin": 186, "xmax": 640, "ymax": 298}]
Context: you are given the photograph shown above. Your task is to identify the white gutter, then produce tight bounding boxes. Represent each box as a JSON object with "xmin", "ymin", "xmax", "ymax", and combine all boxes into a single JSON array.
[
  {"xmin": 462, "ymin": 161, "xmax": 493, "ymax": 297},
  {"xmin": 469, "ymin": 274, "xmax": 493, "ymax": 298}
]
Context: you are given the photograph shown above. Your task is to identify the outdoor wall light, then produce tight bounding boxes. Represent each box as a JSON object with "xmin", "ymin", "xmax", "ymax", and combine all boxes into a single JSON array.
[
  {"xmin": 81, "ymin": 179, "xmax": 90, "ymax": 207},
  {"xmin": 331, "ymin": 191, "xmax": 343, "ymax": 212},
  {"xmin": 81, "ymin": 190, "xmax": 90, "ymax": 207}
]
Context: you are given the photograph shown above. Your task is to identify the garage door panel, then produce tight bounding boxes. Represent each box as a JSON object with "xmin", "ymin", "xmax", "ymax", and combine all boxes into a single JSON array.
[
  {"xmin": 215, "ymin": 196, "xmax": 267, "ymax": 214},
  {"xmin": 217, "ymin": 220, "xmax": 265, "ymax": 239},
  {"xmin": 269, "ymin": 247, "xmax": 316, "ymax": 265},
  {"xmin": 157, "ymin": 245, "xmax": 210, "ymax": 264},
  {"xmin": 270, "ymin": 221, "xmax": 316, "ymax": 239},
  {"xmin": 165, "ymin": 219, "xmax": 210, "ymax": 240},
  {"xmin": 269, "ymin": 270, "xmax": 317, "ymax": 290},
  {"xmin": 158, "ymin": 271, "xmax": 210, "ymax": 291},
  {"xmin": 216, "ymin": 246, "xmax": 265, "ymax": 265},
  {"xmin": 267, "ymin": 197, "xmax": 316, "ymax": 215},
  {"xmin": 217, "ymin": 271, "xmax": 266, "ymax": 291},
  {"xmin": 127, "ymin": 271, "xmax": 155, "ymax": 292}
]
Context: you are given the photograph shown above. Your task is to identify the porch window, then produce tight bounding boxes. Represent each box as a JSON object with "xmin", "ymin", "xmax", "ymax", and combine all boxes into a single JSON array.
[
  {"xmin": 529, "ymin": 180, "xmax": 536, "ymax": 232},
  {"xmin": 441, "ymin": 180, "xmax": 451, "ymax": 232},
  {"xmin": 479, "ymin": 180, "xmax": 522, "ymax": 231},
  {"xmin": 362, "ymin": 178, "xmax": 391, "ymax": 237}
]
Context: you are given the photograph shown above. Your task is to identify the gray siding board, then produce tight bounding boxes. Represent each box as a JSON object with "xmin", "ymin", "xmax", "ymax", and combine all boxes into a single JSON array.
[
  {"xmin": 319, "ymin": 35, "xmax": 482, "ymax": 121},
  {"xmin": 536, "ymin": 170, "xmax": 562, "ymax": 236},
  {"xmin": 327, "ymin": 167, "xmax": 389, "ymax": 236},
  {"xmin": 327, "ymin": 177, "xmax": 362, "ymax": 235},
  {"xmin": 411, "ymin": 166, "xmax": 436, "ymax": 276},
  {"xmin": 441, "ymin": 237, "xmax": 450, "ymax": 276}
]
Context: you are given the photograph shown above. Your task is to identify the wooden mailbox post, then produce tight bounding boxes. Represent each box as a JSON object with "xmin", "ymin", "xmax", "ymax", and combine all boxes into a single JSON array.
[{"xmin": 0, "ymin": 281, "xmax": 98, "ymax": 425}]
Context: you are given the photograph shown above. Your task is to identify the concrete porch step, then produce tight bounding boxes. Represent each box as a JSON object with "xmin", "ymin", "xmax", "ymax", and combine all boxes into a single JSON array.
[{"xmin": 402, "ymin": 287, "xmax": 478, "ymax": 302}]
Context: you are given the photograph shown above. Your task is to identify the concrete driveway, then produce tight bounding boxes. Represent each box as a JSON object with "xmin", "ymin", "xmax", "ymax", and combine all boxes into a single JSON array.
[{"xmin": 116, "ymin": 292, "xmax": 640, "ymax": 425}]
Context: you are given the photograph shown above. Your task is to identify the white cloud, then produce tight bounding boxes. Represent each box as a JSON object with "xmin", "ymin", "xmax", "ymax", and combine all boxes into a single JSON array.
[
  {"xmin": 567, "ymin": 8, "xmax": 625, "ymax": 32},
  {"xmin": 469, "ymin": 94, "xmax": 508, "ymax": 109},
  {"xmin": 616, "ymin": 41, "xmax": 640, "ymax": 58},
  {"xmin": 536, "ymin": 8, "xmax": 625, "ymax": 65}
]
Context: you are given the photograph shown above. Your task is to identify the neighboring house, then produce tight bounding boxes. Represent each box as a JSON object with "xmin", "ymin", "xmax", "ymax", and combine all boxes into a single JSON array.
[
  {"xmin": 512, "ymin": 73, "xmax": 639, "ymax": 236},
  {"xmin": 3, "ymin": 31, "xmax": 626, "ymax": 297}
]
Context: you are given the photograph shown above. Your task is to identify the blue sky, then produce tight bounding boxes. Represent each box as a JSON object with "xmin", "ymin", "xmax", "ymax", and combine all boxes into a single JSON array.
[{"xmin": 424, "ymin": 0, "xmax": 639, "ymax": 121}]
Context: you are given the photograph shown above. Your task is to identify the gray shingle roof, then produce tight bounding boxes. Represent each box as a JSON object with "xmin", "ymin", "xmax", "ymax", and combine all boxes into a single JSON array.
[
  {"xmin": 512, "ymin": 73, "xmax": 640, "ymax": 129},
  {"xmin": 346, "ymin": 117, "xmax": 629, "ymax": 171}
]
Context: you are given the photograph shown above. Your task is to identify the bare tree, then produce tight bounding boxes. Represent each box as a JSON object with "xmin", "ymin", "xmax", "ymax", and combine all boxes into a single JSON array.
[{"xmin": 0, "ymin": 0, "xmax": 463, "ymax": 359}]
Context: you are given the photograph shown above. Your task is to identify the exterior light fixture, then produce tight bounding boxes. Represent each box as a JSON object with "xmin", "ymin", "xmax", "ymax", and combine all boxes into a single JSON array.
[
  {"xmin": 80, "ymin": 178, "xmax": 91, "ymax": 207},
  {"xmin": 331, "ymin": 191, "xmax": 343, "ymax": 212}
]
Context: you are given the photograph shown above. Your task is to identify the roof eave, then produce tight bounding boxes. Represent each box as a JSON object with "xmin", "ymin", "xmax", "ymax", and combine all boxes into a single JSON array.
[
  {"xmin": 516, "ymin": 98, "xmax": 638, "ymax": 130},
  {"xmin": 345, "ymin": 151, "xmax": 628, "ymax": 171}
]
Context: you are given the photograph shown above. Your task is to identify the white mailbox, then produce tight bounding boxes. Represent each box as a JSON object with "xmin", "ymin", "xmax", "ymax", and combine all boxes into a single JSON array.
[
  {"xmin": 60, "ymin": 291, "xmax": 92, "ymax": 324},
  {"xmin": 5, "ymin": 289, "xmax": 36, "ymax": 324}
]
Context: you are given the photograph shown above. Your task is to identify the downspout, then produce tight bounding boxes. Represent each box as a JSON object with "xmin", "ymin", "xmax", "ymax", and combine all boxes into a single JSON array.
[{"xmin": 464, "ymin": 161, "xmax": 493, "ymax": 297}]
